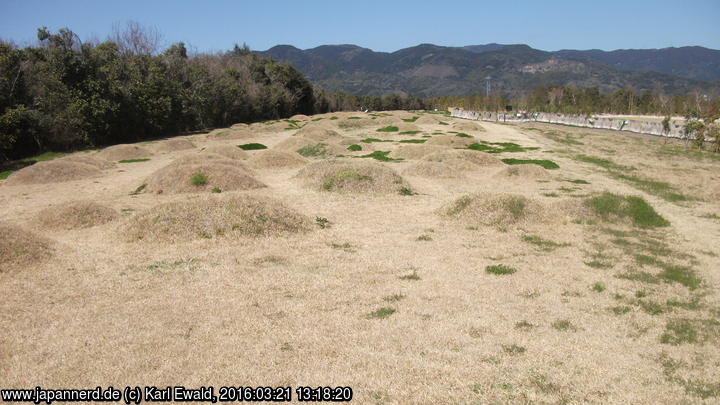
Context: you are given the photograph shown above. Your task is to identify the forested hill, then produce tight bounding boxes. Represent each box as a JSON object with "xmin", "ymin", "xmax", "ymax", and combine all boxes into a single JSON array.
[
  {"xmin": 0, "ymin": 27, "xmax": 321, "ymax": 161},
  {"xmin": 258, "ymin": 43, "xmax": 720, "ymax": 97}
]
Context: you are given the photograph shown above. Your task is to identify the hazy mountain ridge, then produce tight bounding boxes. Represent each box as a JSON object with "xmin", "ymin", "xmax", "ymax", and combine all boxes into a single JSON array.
[{"xmin": 257, "ymin": 43, "xmax": 720, "ymax": 97}]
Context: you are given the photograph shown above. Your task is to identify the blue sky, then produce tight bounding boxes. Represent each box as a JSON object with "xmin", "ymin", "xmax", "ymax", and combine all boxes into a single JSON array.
[{"xmin": 1, "ymin": 0, "xmax": 718, "ymax": 52}]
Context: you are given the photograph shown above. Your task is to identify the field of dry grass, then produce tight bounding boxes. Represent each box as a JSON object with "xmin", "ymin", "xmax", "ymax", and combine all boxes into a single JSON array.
[{"xmin": 1, "ymin": 111, "xmax": 719, "ymax": 404}]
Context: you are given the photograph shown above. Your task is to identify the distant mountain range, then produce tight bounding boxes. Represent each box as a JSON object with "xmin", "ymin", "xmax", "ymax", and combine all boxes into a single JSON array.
[{"xmin": 257, "ymin": 43, "xmax": 720, "ymax": 97}]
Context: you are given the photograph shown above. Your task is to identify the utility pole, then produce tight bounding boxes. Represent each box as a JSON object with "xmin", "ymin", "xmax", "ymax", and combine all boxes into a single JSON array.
[{"xmin": 485, "ymin": 76, "xmax": 491, "ymax": 98}]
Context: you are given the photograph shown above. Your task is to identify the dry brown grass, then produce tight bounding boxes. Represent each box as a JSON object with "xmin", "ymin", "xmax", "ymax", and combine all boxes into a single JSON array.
[
  {"xmin": 143, "ymin": 159, "xmax": 265, "ymax": 194},
  {"xmin": 0, "ymin": 222, "xmax": 53, "ymax": 272},
  {"xmin": 247, "ymin": 150, "xmax": 308, "ymax": 169},
  {"xmin": 95, "ymin": 144, "xmax": 153, "ymax": 161},
  {"xmin": 4, "ymin": 160, "xmax": 102, "ymax": 185},
  {"xmin": 415, "ymin": 115, "xmax": 441, "ymax": 125},
  {"xmin": 154, "ymin": 138, "xmax": 195, "ymax": 153},
  {"xmin": 297, "ymin": 160, "xmax": 410, "ymax": 194},
  {"xmin": 2, "ymin": 112, "xmax": 719, "ymax": 404},
  {"xmin": 494, "ymin": 164, "xmax": 551, "ymax": 181},
  {"xmin": 290, "ymin": 114, "xmax": 310, "ymax": 120},
  {"xmin": 120, "ymin": 195, "xmax": 311, "ymax": 242},
  {"xmin": 441, "ymin": 193, "xmax": 556, "ymax": 227},
  {"xmin": 36, "ymin": 201, "xmax": 118, "ymax": 230}
]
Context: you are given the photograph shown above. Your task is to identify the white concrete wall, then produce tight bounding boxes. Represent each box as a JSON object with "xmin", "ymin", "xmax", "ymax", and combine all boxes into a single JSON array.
[{"xmin": 450, "ymin": 108, "xmax": 686, "ymax": 138}]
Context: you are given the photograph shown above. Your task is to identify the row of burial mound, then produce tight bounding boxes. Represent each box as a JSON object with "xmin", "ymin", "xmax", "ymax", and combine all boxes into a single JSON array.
[
  {"xmin": 0, "ymin": 222, "xmax": 53, "ymax": 272},
  {"xmin": 95, "ymin": 144, "xmax": 153, "ymax": 161},
  {"xmin": 140, "ymin": 155, "xmax": 265, "ymax": 194},
  {"xmin": 296, "ymin": 160, "xmax": 411, "ymax": 194},
  {"xmin": 120, "ymin": 195, "xmax": 311, "ymax": 243}
]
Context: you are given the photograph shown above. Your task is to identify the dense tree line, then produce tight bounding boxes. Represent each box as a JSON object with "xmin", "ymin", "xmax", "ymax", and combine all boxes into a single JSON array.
[
  {"xmin": 0, "ymin": 25, "xmax": 425, "ymax": 162},
  {"xmin": 428, "ymin": 86, "xmax": 720, "ymax": 117}
]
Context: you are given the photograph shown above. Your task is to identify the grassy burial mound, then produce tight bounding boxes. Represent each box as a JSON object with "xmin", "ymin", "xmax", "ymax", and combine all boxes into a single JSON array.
[
  {"xmin": 141, "ymin": 157, "xmax": 265, "ymax": 194},
  {"xmin": 426, "ymin": 135, "xmax": 477, "ymax": 148},
  {"xmin": 247, "ymin": 150, "xmax": 308, "ymax": 169},
  {"xmin": 0, "ymin": 222, "xmax": 53, "ymax": 272},
  {"xmin": 4, "ymin": 160, "xmax": 102, "ymax": 185},
  {"xmin": 452, "ymin": 120, "xmax": 485, "ymax": 132},
  {"xmin": 95, "ymin": 144, "xmax": 153, "ymax": 161},
  {"xmin": 404, "ymin": 150, "xmax": 503, "ymax": 178},
  {"xmin": 153, "ymin": 138, "xmax": 195, "ymax": 153},
  {"xmin": 274, "ymin": 137, "xmax": 345, "ymax": 158},
  {"xmin": 494, "ymin": 164, "xmax": 551, "ymax": 181},
  {"xmin": 424, "ymin": 149, "xmax": 503, "ymax": 168},
  {"xmin": 59, "ymin": 154, "xmax": 116, "ymax": 169},
  {"xmin": 199, "ymin": 145, "xmax": 249, "ymax": 160},
  {"xmin": 441, "ymin": 193, "xmax": 556, "ymax": 227},
  {"xmin": 120, "ymin": 195, "xmax": 311, "ymax": 243},
  {"xmin": 208, "ymin": 127, "xmax": 255, "ymax": 140},
  {"xmin": 297, "ymin": 160, "xmax": 412, "ymax": 194},
  {"xmin": 293, "ymin": 124, "xmax": 342, "ymax": 142},
  {"xmin": 391, "ymin": 144, "xmax": 447, "ymax": 160},
  {"xmin": 414, "ymin": 115, "xmax": 441, "ymax": 125},
  {"xmin": 36, "ymin": 201, "xmax": 119, "ymax": 230}
]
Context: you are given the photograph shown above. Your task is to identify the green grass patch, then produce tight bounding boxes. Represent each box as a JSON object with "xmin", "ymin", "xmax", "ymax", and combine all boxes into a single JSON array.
[
  {"xmin": 346, "ymin": 144, "xmax": 362, "ymax": 152},
  {"xmin": 347, "ymin": 116, "xmax": 362, "ymax": 119},
  {"xmin": 485, "ymin": 264, "xmax": 517, "ymax": 275},
  {"xmin": 585, "ymin": 260, "xmax": 613, "ymax": 269},
  {"xmin": 130, "ymin": 183, "xmax": 147, "ymax": 195},
  {"xmin": 353, "ymin": 151, "xmax": 402, "ymax": 162},
  {"xmin": 296, "ymin": 143, "xmax": 329, "ymax": 157},
  {"xmin": 438, "ymin": 121, "xmax": 449, "ymax": 125},
  {"xmin": 567, "ymin": 179, "xmax": 590, "ymax": 184},
  {"xmin": 585, "ymin": 192, "xmax": 669, "ymax": 228},
  {"xmin": 367, "ymin": 307, "xmax": 396, "ymax": 319},
  {"xmin": 191, "ymin": 172, "xmax": 207, "ymax": 186},
  {"xmin": 322, "ymin": 171, "xmax": 372, "ymax": 191},
  {"xmin": 399, "ymin": 269, "xmax": 421, "ymax": 281},
  {"xmin": 416, "ymin": 234, "xmax": 433, "ymax": 241},
  {"xmin": 399, "ymin": 187, "xmax": 416, "ymax": 196},
  {"xmin": 376, "ymin": 126, "xmax": 399, "ymax": 132},
  {"xmin": 402, "ymin": 116, "xmax": 419, "ymax": 122},
  {"xmin": 551, "ymin": 320, "xmax": 576, "ymax": 331},
  {"xmin": 119, "ymin": 158, "xmax": 151, "ymax": 163},
  {"xmin": 521, "ymin": 235, "xmax": 570, "ymax": 251},
  {"xmin": 383, "ymin": 294, "xmax": 405, "ymax": 302},
  {"xmin": 211, "ymin": 187, "xmax": 222, "ymax": 193},
  {"xmin": 455, "ymin": 132, "xmax": 472, "ymax": 138},
  {"xmin": 574, "ymin": 154, "xmax": 634, "ymax": 171},
  {"xmin": 0, "ymin": 170, "xmax": 13, "ymax": 180},
  {"xmin": 467, "ymin": 141, "xmax": 539, "ymax": 154},
  {"xmin": 398, "ymin": 139, "xmax": 426, "ymax": 143},
  {"xmin": 660, "ymin": 318, "xmax": 720, "ymax": 345},
  {"xmin": 315, "ymin": 217, "xmax": 331, "ymax": 228},
  {"xmin": 610, "ymin": 172, "xmax": 689, "ymax": 202},
  {"xmin": 634, "ymin": 254, "xmax": 701, "ymax": 290},
  {"xmin": 591, "ymin": 282, "xmax": 606, "ymax": 292},
  {"xmin": 502, "ymin": 344, "xmax": 526, "ymax": 355},
  {"xmin": 501, "ymin": 158, "xmax": 559, "ymax": 170},
  {"xmin": 238, "ymin": 143, "xmax": 267, "ymax": 150},
  {"xmin": 360, "ymin": 138, "xmax": 393, "ymax": 143},
  {"xmin": 399, "ymin": 130, "xmax": 422, "ymax": 135}
]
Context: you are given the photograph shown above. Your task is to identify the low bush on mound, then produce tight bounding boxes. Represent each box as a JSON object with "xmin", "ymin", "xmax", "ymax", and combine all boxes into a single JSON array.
[
  {"xmin": 37, "ymin": 201, "xmax": 119, "ymax": 230},
  {"xmin": 120, "ymin": 195, "xmax": 311, "ymax": 243}
]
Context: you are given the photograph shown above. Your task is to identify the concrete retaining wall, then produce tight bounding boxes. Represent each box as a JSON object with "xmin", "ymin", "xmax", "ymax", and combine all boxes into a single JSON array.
[{"xmin": 450, "ymin": 108, "xmax": 686, "ymax": 138}]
